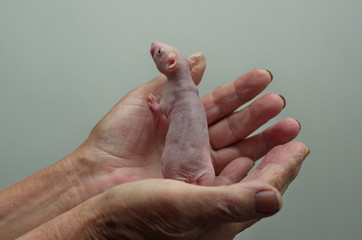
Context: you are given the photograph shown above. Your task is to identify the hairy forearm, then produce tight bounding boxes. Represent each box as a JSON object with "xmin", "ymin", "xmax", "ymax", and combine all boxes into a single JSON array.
[{"xmin": 0, "ymin": 148, "xmax": 105, "ymax": 239}]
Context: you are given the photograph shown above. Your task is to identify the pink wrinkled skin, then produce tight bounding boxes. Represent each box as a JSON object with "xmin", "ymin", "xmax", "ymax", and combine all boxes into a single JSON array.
[{"xmin": 148, "ymin": 41, "xmax": 214, "ymax": 185}]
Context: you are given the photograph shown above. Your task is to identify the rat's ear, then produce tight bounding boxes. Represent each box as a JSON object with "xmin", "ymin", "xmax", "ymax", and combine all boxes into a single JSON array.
[{"xmin": 167, "ymin": 51, "xmax": 178, "ymax": 72}]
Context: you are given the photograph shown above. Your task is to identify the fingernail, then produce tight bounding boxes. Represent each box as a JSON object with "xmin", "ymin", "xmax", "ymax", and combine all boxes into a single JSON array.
[
  {"xmin": 306, "ymin": 147, "xmax": 311, "ymax": 156},
  {"xmin": 255, "ymin": 191, "xmax": 280, "ymax": 214},
  {"xmin": 296, "ymin": 120, "xmax": 302, "ymax": 131},
  {"xmin": 265, "ymin": 69, "xmax": 273, "ymax": 82},
  {"xmin": 279, "ymin": 95, "xmax": 286, "ymax": 109}
]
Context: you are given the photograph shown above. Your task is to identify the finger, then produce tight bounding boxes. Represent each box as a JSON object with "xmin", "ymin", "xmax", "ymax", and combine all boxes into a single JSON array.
[
  {"xmin": 102, "ymin": 179, "xmax": 281, "ymax": 239},
  {"xmin": 139, "ymin": 52, "xmax": 207, "ymax": 97},
  {"xmin": 231, "ymin": 142, "xmax": 309, "ymax": 232},
  {"xmin": 243, "ymin": 142, "xmax": 310, "ymax": 193},
  {"xmin": 214, "ymin": 157, "xmax": 254, "ymax": 186},
  {"xmin": 162, "ymin": 180, "xmax": 282, "ymax": 225},
  {"xmin": 212, "ymin": 118, "xmax": 301, "ymax": 173},
  {"xmin": 202, "ymin": 69, "xmax": 273, "ymax": 125},
  {"xmin": 209, "ymin": 93, "xmax": 285, "ymax": 150}
]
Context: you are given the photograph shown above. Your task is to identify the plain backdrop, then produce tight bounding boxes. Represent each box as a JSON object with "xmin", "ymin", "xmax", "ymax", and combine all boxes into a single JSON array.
[{"xmin": 1, "ymin": 0, "xmax": 361, "ymax": 239}]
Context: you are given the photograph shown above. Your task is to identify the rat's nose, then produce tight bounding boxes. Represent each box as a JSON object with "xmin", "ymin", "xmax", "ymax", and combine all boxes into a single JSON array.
[{"xmin": 150, "ymin": 41, "xmax": 159, "ymax": 57}]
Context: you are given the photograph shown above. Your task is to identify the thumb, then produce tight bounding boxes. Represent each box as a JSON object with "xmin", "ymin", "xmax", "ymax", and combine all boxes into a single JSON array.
[
  {"xmin": 102, "ymin": 180, "xmax": 281, "ymax": 238},
  {"xmin": 177, "ymin": 182, "xmax": 282, "ymax": 224}
]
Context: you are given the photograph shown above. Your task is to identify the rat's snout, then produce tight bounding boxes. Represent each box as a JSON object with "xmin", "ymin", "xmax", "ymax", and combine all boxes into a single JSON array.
[
  {"xmin": 151, "ymin": 41, "xmax": 165, "ymax": 58},
  {"xmin": 150, "ymin": 41, "xmax": 159, "ymax": 57}
]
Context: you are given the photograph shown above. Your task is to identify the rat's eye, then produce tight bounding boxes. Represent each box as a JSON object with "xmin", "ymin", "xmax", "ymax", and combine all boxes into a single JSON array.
[{"xmin": 157, "ymin": 48, "xmax": 162, "ymax": 55}]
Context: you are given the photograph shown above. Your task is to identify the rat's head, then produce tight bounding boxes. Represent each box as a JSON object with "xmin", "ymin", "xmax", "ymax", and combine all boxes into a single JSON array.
[{"xmin": 150, "ymin": 41, "xmax": 179, "ymax": 75}]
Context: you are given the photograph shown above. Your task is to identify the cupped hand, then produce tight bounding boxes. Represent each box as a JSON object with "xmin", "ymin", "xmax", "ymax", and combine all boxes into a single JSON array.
[
  {"xmin": 77, "ymin": 52, "xmax": 300, "ymax": 191},
  {"xmin": 90, "ymin": 142, "xmax": 308, "ymax": 240},
  {"xmin": 14, "ymin": 53, "xmax": 308, "ymax": 240},
  {"xmin": 21, "ymin": 141, "xmax": 308, "ymax": 240}
]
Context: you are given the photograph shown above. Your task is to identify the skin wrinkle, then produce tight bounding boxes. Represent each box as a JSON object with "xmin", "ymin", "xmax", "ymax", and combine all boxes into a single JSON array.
[
  {"xmin": 110, "ymin": 185, "xmax": 192, "ymax": 239},
  {"xmin": 258, "ymin": 164, "xmax": 287, "ymax": 191},
  {"xmin": 209, "ymin": 81, "xmax": 240, "ymax": 125},
  {"xmin": 215, "ymin": 191, "xmax": 249, "ymax": 221},
  {"xmin": 252, "ymin": 144, "xmax": 308, "ymax": 193},
  {"xmin": 233, "ymin": 69, "xmax": 270, "ymax": 104},
  {"xmin": 233, "ymin": 75, "xmax": 251, "ymax": 106},
  {"xmin": 245, "ymin": 104, "xmax": 259, "ymax": 134},
  {"xmin": 224, "ymin": 114, "xmax": 241, "ymax": 148},
  {"xmin": 86, "ymin": 203, "xmax": 137, "ymax": 240},
  {"xmin": 7, "ymin": 159, "xmax": 96, "ymax": 239},
  {"xmin": 93, "ymin": 103, "xmax": 161, "ymax": 159},
  {"xmin": 209, "ymin": 86, "xmax": 227, "ymax": 124}
]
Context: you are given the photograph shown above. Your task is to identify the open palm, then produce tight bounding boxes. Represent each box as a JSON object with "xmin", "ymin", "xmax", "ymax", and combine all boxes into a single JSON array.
[{"xmin": 81, "ymin": 53, "xmax": 300, "ymax": 188}]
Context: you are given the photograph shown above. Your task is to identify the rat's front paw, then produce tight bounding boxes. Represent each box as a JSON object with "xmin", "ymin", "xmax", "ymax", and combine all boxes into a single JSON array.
[{"xmin": 147, "ymin": 93, "xmax": 161, "ymax": 113}]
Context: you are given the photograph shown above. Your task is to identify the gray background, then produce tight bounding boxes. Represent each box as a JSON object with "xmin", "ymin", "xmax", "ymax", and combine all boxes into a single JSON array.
[{"xmin": 1, "ymin": 0, "xmax": 361, "ymax": 239}]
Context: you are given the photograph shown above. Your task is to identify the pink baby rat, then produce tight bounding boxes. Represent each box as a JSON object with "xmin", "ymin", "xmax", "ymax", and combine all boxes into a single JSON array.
[{"xmin": 148, "ymin": 41, "xmax": 214, "ymax": 185}]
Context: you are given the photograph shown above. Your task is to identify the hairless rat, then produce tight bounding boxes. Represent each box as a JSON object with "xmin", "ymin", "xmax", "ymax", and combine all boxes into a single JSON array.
[{"xmin": 148, "ymin": 41, "xmax": 214, "ymax": 185}]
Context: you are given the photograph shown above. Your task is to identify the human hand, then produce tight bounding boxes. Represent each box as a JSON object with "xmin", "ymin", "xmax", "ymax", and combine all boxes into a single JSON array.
[
  {"xmin": 76, "ymin": 53, "xmax": 300, "ymax": 191},
  {"xmin": 0, "ymin": 51, "xmax": 300, "ymax": 239},
  {"xmin": 19, "ymin": 142, "xmax": 309, "ymax": 240},
  {"xmin": 95, "ymin": 140, "xmax": 308, "ymax": 240}
]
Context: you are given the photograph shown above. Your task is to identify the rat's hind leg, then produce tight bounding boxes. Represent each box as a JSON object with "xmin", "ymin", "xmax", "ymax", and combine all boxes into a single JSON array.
[{"xmin": 147, "ymin": 93, "xmax": 161, "ymax": 113}]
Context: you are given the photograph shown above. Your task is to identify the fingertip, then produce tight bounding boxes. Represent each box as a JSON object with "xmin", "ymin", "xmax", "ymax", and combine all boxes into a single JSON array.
[
  {"xmin": 249, "ymin": 69, "xmax": 273, "ymax": 84},
  {"xmin": 255, "ymin": 190, "xmax": 282, "ymax": 215},
  {"xmin": 284, "ymin": 118, "xmax": 302, "ymax": 133},
  {"xmin": 285, "ymin": 141, "xmax": 310, "ymax": 159},
  {"xmin": 263, "ymin": 118, "xmax": 301, "ymax": 146},
  {"xmin": 224, "ymin": 183, "xmax": 282, "ymax": 220},
  {"xmin": 232, "ymin": 69, "xmax": 273, "ymax": 101}
]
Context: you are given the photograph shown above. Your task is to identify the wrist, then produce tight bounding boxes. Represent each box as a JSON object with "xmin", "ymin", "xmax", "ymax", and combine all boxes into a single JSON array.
[
  {"xmin": 0, "ymin": 145, "xmax": 110, "ymax": 239},
  {"xmin": 17, "ymin": 193, "xmax": 109, "ymax": 240},
  {"xmin": 58, "ymin": 146, "xmax": 105, "ymax": 202},
  {"xmin": 65, "ymin": 143, "xmax": 127, "ymax": 196},
  {"xmin": 18, "ymin": 186, "xmax": 137, "ymax": 240}
]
